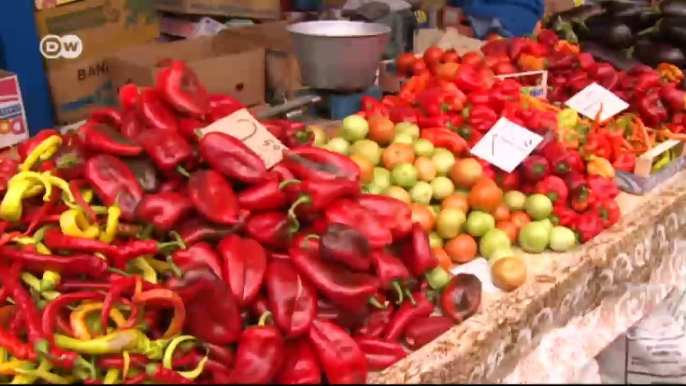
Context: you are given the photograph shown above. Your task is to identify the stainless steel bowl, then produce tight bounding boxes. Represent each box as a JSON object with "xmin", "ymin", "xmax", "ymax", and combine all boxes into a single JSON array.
[{"xmin": 287, "ymin": 21, "xmax": 391, "ymax": 92}]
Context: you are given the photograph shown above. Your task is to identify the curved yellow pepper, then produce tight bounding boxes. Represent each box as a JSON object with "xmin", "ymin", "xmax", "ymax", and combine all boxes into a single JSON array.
[
  {"xmin": 21, "ymin": 135, "xmax": 62, "ymax": 172},
  {"xmin": 70, "ymin": 302, "xmax": 127, "ymax": 340},
  {"xmin": 9, "ymin": 171, "xmax": 52, "ymax": 202},
  {"xmin": 587, "ymin": 155, "xmax": 616, "ymax": 178},
  {"xmin": 43, "ymin": 173, "xmax": 74, "ymax": 203},
  {"xmin": 60, "ymin": 209, "xmax": 100, "ymax": 239},
  {"xmin": 0, "ymin": 179, "xmax": 33, "ymax": 221},
  {"xmin": 99, "ymin": 201, "xmax": 121, "ymax": 244},
  {"xmin": 131, "ymin": 257, "xmax": 157, "ymax": 284}
]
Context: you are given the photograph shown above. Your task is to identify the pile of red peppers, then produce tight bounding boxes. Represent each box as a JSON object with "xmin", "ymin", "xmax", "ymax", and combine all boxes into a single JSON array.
[{"xmin": 0, "ymin": 59, "xmax": 484, "ymax": 384}]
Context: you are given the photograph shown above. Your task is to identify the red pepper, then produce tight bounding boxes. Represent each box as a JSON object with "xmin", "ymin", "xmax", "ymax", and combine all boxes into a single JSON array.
[
  {"xmin": 441, "ymin": 273, "xmax": 482, "ymax": 323},
  {"xmin": 354, "ymin": 304, "xmax": 394, "ymax": 338},
  {"xmin": 119, "ymin": 109, "xmax": 147, "ymax": 144},
  {"xmin": 481, "ymin": 39, "xmax": 509, "ymax": 56},
  {"xmin": 565, "ymin": 172, "xmax": 589, "ymax": 192},
  {"xmin": 237, "ymin": 177, "xmax": 288, "ymax": 212},
  {"xmin": 593, "ymin": 63, "xmax": 619, "ymax": 90},
  {"xmin": 282, "ymin": 147, "xmax": 361, "ymax": 183},
  {"xmin": 570, "ymin": 186, "xmax": 596, "ymax": 212},
  {"xmin": 171, "ymin": 241, "xmax": 223, "ymax": 279},
  {"xmin": 145, "ymin": 364, "xmax": 192, "ymax": 384},
  {"xmin": 244, "ymin": 211, "xmax": 294, "ymax": 250},
  {"xmin": 467, "ymin": 89, "xmax": 492, "ymax": 106},
  {"xmin": 0, "ymin": 245, "xmax": 109, "ymax": 278},
  {"xmin": 468, "ymin": 104, "xmax": 498, "ymax": 132},
  {"xmin": 361, "ymin": 96, "xmax": 388, "ymax": 118},
  {"xmin": 0, "ymin": 157, "xmax": 19, "ymax": 192},
  {"xmin": 572, "ymin": 210, "xmax": 604, "ymax": 242},
  {"xmin": 637, "ymin": 91, "xmax": 669, "ymax": 127},
  {"xmin": 316, "ymin": 297, "xmax": 368, "ymax": 332},
  {"xmin": 218, "ymin": 234, "xmax": 267, "ymax": 307},
  {"xmin": 231, "ymin": 312, "xmax": 284, "ymax": 384},
  {"xmin": 174, "ymin": 216, "xmax": 241, "ymax": 246},
  {"xmin": 288, "ymin": 178, "xmax": 360, "ymax": 214},
  {"xmin": 371, "ymin": 249, "xmax": 411, "ymax": 302},
  {"xmin": 137, "ymin": 129, "xmax": 193, "ymax": 171},
  {"xmin": 136, "ymin": 192, "xmax": 193, "ymax": 230},
  {"xmin": 634, "ymin": 71, "xmax": 662, "ymax": 97},
  {"xmin": 660, "ymin": 83, "xmax": 686, "ymax": 112},
  {"xmin": 582, "ymin": 133, "xmax": 612, "ymax": 160},
  {"xmin": 89, "ymin": 108, "xmax": 122, "ymax": 129},
  {"xmin": 265, "ymin": 259, "xmax": 317, "ymax": 338},
  {"xmin": 612, "ymin": 152, "xmax": 636, "ymax": 173},
  {"xmin": 420, "ymin": 128, "xmax": 468, "ymax": 155},
  {"xmin": 18, "ymin": 129, "xmax": 60, "ymax": 161},
  {"xmin": 403, "ymin": 315, "xmax": 454, "ymax": 350},
  {"xmin": 292, "ymin": 231, "xmax": 320, "ymax": 256},
  {"xmin": 592, "ymin": 198, "xmax": 621, "ymax": 228},
  {"xmin": 276, "ymin": 338, "xmax": 322, "ymax": 384},
  {"xmin": 262, "ymin": 120, "xmax": 287, "ymax": 142},
  {"xmin": 197, "ymin": 131, "xmax": 267, "ymax": 184},
  {"xmin": 85, "ymin": 154, "xmax": 144, "ymax": 221},
  {"xmin": 520, "ymin": 155, "xmax": 550, "ymax": 182},
  {"xmin": 355, "ymin": 194, "xmax": 412, "ymax": 241},
  {"xmin": 551, "ymin": 205, "xmax": 579, "ymax": 228},
  {"xmin": 496, "ymin": 170, "xmax": 521, "ymax": 191},
  {"xmin": 576, "ymin": 52, "xmax": 596, "ymax": 73},
  {"xmin": 138, "ymin": 87, "xmax": 178, "ymax": 133},
  {"xmin": 354, "ymin": 336, "xmax": 407, "ymax": 371},
  {"xmin": 400, "ymin": 222, "xmax": 439, "ymax": 278},
  {"xmin": 535, "ymin": 175, "xmax": 569, "ymax": 205},
  {"xmin": 388, "ymin": 106, "xmax": 417, "ymax": 124},
  {"xmin": 282, "ymin": 122, "xmax": 314, "ymax": 149},
  {"xmin": 308, "ymin": 318, "xmax": 368, "ymax": 384},
  {"xmin": 188, "ymin": 170, "xmax": 242, "ymax": 225},
  {"xmin": 119, "ymin": 84, "xmax": 139, "ymax": 110},
  {"xmin": 0, "ymin": 324, "xmax": 35, "ymax": 361},
  {"xmin": 43, "ymin": 228, "xmax": 118, "ymax": 258},
  {"xmin": 116, "ymin": 239, "xmax": 180, "ymax": 268},
  {"xmin": 207, "ymin": 94, "xmax": 244, "ymax": 122},
  {"xmin": 455, "ymin": 65, "xmax": 484, "ymax": 92},
  {"xmin": 319, "ymin": 223, "xmax": 372, "ymax": 272},
  {"xmin": 587, "ymin": 175, "xmax": 619, "ymax": 201},
  {"xmin": 383, "ymin": 292, "xmax": 434, "ymax": 341},
  {"xmin": 417, "ymin": 114, "xmax": 447, "ymax": 129},
  {"xmin": 288, "ymin": 246, "xmax": 380, "ymax": 313},
  {"xmin": 324, "ymin": 199, "xmax": 393, "ymax": 249},
  {"xmin": 155, "ymin": 60, "xmax": 208, "ymax": 118},
  {"xmin": 82, "ymin": 123, "xmax": 143, "ymax": 157}
]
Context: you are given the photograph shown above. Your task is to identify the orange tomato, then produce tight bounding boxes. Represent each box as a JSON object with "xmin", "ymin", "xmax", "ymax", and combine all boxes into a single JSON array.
[
  {"xmin": 367, "ymin": 117, "xmax": 395, "ymax": 145},
  {"xmin": 442, "ymin": 193, "xmax": 469, "ymax": 213},
  {"xmin": 414, "ymin": 156, "xmax": 437, "ymax": 181},
  {"xmin": 410, "ymin": 204, "xmax": 435, "ymax": 231},
  {"xmin": 449, "ymin": 158, "xmax": 483, "ymax": 188},
  {"xmin": 510, "ymin": 211, "xmax": 531, "ymax": 231},
  {"xmin": 445, "ymin": 234, "xmax": 478, "ymax": 264},
  {"xmin": 433, "ymin": 247, "xmax": 453, "ymax": 271},
  {"xmin": 383, "ymin": 143, "xmax": 415, "ymax": 169},
  {"xmin": 461, "ymin": 52, "xmax": 483, "ymax": 66},
  {"xmin": 497, "ymin": 221, "xmax": 518, "ymax": 243},
  {"xmin": 437, "ymin": 62, "xmax": 460, "ymax": 80},
  {"xmin": 468, "ymin": 178, "xmax": 503, "ymax": 213},
  {"xmin": 349, "ymin": 154, "xmax": 374, "ymax": 184},
  {"xmin": 493, "ymin": 203, "xmax": 511, "ymax": 222}
]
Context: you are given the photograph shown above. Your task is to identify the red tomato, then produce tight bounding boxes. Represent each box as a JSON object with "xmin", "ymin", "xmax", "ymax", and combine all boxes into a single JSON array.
[
  {"xmin": 396, "ymin": 53, "xmax": 416, "ymax": 75},
  {"xmin": 441, "ymin": 49, "xmax": 460, "ymax": 64},
  {"xmin": 412, "ymin": 60, "xmax": 428, "ymax": 75},
  {"xmin": 493, "ymin": 61, "xmax": 517, "ymax": 76},
  {"xmin": 424, "ymin": 46, "xmax": 444, "ymax": 66}
]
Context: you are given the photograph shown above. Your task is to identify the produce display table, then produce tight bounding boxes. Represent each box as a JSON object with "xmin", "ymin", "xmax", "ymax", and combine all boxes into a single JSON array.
[{"xmin": 369, "ymin": 171, "xmax": 686, "ymax": 384}]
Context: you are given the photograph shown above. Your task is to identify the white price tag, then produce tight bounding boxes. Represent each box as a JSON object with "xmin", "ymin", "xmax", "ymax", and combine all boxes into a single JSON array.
[
  {"xmin": 564, "ymin": 82, "xmax": 628, "ymax": 122},
  {"xmin": 470, "ymin": 117, "xmax": 544, "ymax": 173}
]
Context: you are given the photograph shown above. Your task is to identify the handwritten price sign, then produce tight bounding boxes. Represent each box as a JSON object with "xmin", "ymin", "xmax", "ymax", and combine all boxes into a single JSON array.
[
  {"xmin": 470, "ymin": 117, "xmax": 544, "ymax": 173},
  {"xmin": 565, "ymin": 82, "xmax": 629, "ymax": 122}
]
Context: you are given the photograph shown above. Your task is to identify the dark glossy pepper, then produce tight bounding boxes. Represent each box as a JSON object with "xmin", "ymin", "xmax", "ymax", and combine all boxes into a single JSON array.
[
  {"xmin": 170, "ymin": 241, "xmax": 223, "ymax": 279},
  {"xmin": 319, "ymin": 223, "xmax": 371, "ymax": 272},
  {"xmin": 324, "ymin": 199, "xmax": 393, "ymax": 249},
  {"xmin": 197, "ymin": 131, "xmax": 267, "ymax": 184},
  {"xmin": 403, "ymin": 316, "xmax": 454, "ymax": 350},
  {"xmin": 281, "ymin": 147, "xmax": 361, "ymax": 183},
  {"xmin": 84, "ymin": 154, "xmax": 144, "ymax": 221},
  {"xmin": 121, "ymin": 156, "xmax": 160, "ymax": 194},
  {"xmin": 188, "ymin": 170, "xmax": 243, "ymax": 225}
]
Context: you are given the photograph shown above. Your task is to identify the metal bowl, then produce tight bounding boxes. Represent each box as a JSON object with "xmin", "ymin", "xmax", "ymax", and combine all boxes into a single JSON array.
[{"xmin": 287, "ymin": 21, "xmax": 391, "ymax": 92}]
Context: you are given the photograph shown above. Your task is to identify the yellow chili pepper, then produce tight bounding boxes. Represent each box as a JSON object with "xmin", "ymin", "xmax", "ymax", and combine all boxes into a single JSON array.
[
  {"xmin": 0, "ymin": 347, "xmax": 7, "ymax": 364},
  {"xmin": 19, "ymin": 272, "xmax": 60, "ymax": 301},
  {"xmin": 0, "ymin": 179, "xmax": 32, "ymax": 221},
  {"xmin": 0, "ymin": 361, "xmax": 34, "ymax": 375},
  {"xmin": 20, "ymin": 136, "xmax": 62, "ymax": 172},
  {"xmin": 13, "ymin": 367, "xmax": 72, "ymax": 384},
  {"xmin": 99, "ymin": 200, "xmax": 121, "ymax": 244},
  {"xmin": 70, "ymin": 302, "xmax": 128, "ymax": 340},
  {"xmin": 132, "ymin": 257, "xmax": 158, "ymax": 284},
  {"xmin": 104, "ymin": 368, "xmax": 120, "ymax": 384},
  {"xmin": 10, "ymin": 359, "xmax": 51, "ymax": 384},
  {"xmin": 122, "ymin": 351, "xmax": 131, "ymax": 380},
  {"xmin": 60, "ymin": 209, "xmax": 100, "ymax": 239},
  {"xmin": 9, "ymin": 171, "xmax": 53, "ymax": 202},
  {"xmin": 43, "ymin": 173, "xmax": 74, "ymax": 203},
  {"xmin": 657, "ymin": 63, "xmax": 684, "ymax": 82},
  {"xmin": 144, "ymin": 256, "xmax": 177, "ymax": 274},
  {"xmin": 587, "ymin": 155, "xmax": 616, "ymax": 178},
  {"xmin": 82, "ymin": 189, "xmax": 94, "ymax": 203},
  {"xmin": 162, "ymin": 335, "xmax": 208, "ymax": 379}
]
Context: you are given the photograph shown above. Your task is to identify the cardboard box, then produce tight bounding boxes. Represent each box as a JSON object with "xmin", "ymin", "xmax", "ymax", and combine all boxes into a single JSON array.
[
  {"xmin": 35, "ymin": 0, "xmax": 82, "ymax": 10},
  {"xmin": 35, "ymin": 0, "xmax": 160, "ymax": 71},
  {"xmin": 160, "ymin": 15, "xmax": 228, "ymax": 38},
  {"xmin": 0, "ymin": 71, "xmax": 30, "ymax": 148},
  {"xmin": 108, "ymin": 34, "xmax": 265, "ymax": 108},
  {"xmin": 154, "ymin": 0, "xmax": 281, "ymax": 20},
  {"xmin": 47, "ymin": 56, "xmax": 117, "ymax": 126}
]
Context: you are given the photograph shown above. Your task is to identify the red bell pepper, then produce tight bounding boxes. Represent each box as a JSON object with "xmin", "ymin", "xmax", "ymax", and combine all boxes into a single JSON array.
[
  {"xmin": 292, "ymin": 231, "xmax": 320, "ymax": 256},
  {"xmin": 119, "ymin": 109, "xmax": 147, "ymax": 143},
  {"xmin": 417, "ymin": 114, "xmax": 447, "ymax": 129},
  {"xmin": 467, "ymin": 104, "xmax": 498, "ymax": 132},
  {"xmin": 231, "ymin": 312, "xmax": 284, "ymax": 384},
  {"xmin": 288, "ymin": 246, "xmax": 380, "ymax": 313},
  {"xmin": 570, "ymin": 186, "xmax": 596, "ymax": 212},
  {"xmin": 288, "ymin": 178, "xmax": 361, "ymax": 215},
  {"xmin": 535, "ymin": 175, "xmax": 569, "ymax": 205},
  {"xmin": 417, "ymin": 88, "xmax": 449, "ymax": 117},
  {"xmin": 177, "ymin": 118, "xmax": 204, "ymax": 141},
  {"xmin": 188, "ymin": 170, "xmax": 243, "ymax": 225},
  {"xmin": 455, "ymin": 65, "xmax": 484, "ymax": 92},
  {"xmin": 174, "ymin": 216, "xmax": 241, "ymax": 246},
  {"xmin": 308, "ymin": 319, "xmax": 368, "ymax": 384},
  {"xmin": 383, "ymin": 292, "xmax": 434, "ymax": 341},
  {"xmin": 265, "ymin": 259, "xmax": 317, "ymax": 338},
  {"xmin": 276, "ymin": 338, "xmax": 322, "ymax": 384},
  {"xmin": 591, "ymin": 198, "xmax": 621, "ymax": 228},
  {"xmin": 155, "ymin": 59, "xmax": 208, "ymax": 118},
  {"xmin": 636, "ymin": 90, "xmax": 668, "ymax": 127},
  {"xmin": 441, "ymin": 273, "xmax": 482, "ymax": 323},
  {"xmin": 481, "ymin": 39, "xmax": 509, "ymax": 56},
  {"xmin": 324, "ymin": 198, "xmax": 393, "ymax": 249},
  {"xmin": 420, "ymin": 128, "xmax": 468, "ymax": 155},
  {"xmin": 282, "ymin": 147, "xmax": 361, "ymax": 183},
  {"xmin": 206, "ymin": 94, "xmax": 243, "ymax": 122},
  {"xmin": 316, "ymin": 297, "xmax": 368, "ymax": 332},
  {"xmin": 660, "ymin": 83, "xmax": 686, "ymax": 112},
  {"xmin": 170, "ymin": 241, "xmax": 223, "ymax": 279},
  {"xmin": 520, "ymin": 155, "xmax": 550, "ymax": 182},
  {"xmin": 196, "ymin": 131, "xmax": 267, "ymax": 184},
  {"xmin": 612, "ymin": 152, "xmax": 636, "ymax": 173},
  {"xmin": 388, "ymin": 106, "xmax": 418, "ymax": 124},
  {"xmin": 244, "ymin": 211, "xmax": 294, "ymax": 250},
  {"xmin": 551, "ymin": 205, "xmax": 579, "ymax": 228},
  {"xmin": 219, "ymin": 234, "xmax": 267, "ymax": 307},
  {"xmin": 593, "ymin": 63, "xmax": 619, "ymax": 90},
  {"xmin": 137, "ymin": 128, "xmax": 193, "ymax": 172},
  {"xmin": 403, "ymin": 315, "xmax": 454, "ymax": 350},
  {"xmin": 89, "ymin": 108, "xmax": 122, "ymax": 130},
  {"xmin": 400, "ymin": 222, "xmax": 438, "ymax": 278},
  {"xmin": 587, "ymin": 175, "xmax": 619, "ymax": 201},
  {"xmin": 237, "ymin": 177, "xmax": 288, "ymax": 212},
  {"xmin": 360, "ymin": 96, "xmax": 388, "ymax": 119},
  {"xmin": 118, "ymin": 84, "xmax": 139, "ymax": 110},
  {"xmin": 354, "ymin": 336, "xmax": 407, "ymax": 371},
  {"xmin": 138, "ymin": 88, "xmax": 178, "ymax": 133},
  {"xmin": 496, "ymin": 170, "xmax": 521, "ymax": 192},
  {"xmin": 319, "ymin": 223, "xmax": 372, "ymax": 272},
  {"xmin": 354, "ymin": 305, "xmax": 394, "ymax": 338},
  {"xmin": 634, "ymin": 71, "xmax": 662, "ymax": 97},
  {"xmin": 83, "ymin": 123, "xmax": 143, "ymax": 157},
  {"xmin": 85, "ymin": 154, "xmax": 144, "ymax": 221},
  {"xmin": 355, "ymin": 194, "xmax": 413, "ymax": 241},
  {"xmin": 282, "ymin": 122, "xmax": 314, "ymax": 149},
  {"xmin": 576, "ymin": 52, "xmax": 596, "ymax": 73},
  {"xmin": 572, "ymin": 210, "xmax": 604, "ymax": 242},
  {"xmin": 135, "ymin": 192, "xmax": 193, "ymax": 230}
]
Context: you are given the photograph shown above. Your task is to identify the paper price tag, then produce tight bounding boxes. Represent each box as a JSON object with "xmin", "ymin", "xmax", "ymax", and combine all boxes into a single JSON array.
[
  {"xmin": 564, "ymin": 82, "xmax": 629, "ymax": 122},
  {"xmin": 200, "ymin": 108, "xmax": 287, "ymax": 169},
  {"xmin": 470, "ymin": 117, "xmax": 544, "ymax": 173}
]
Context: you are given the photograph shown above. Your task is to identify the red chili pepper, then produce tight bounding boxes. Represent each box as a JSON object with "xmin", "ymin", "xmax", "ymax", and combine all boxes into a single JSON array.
[
  {"xmin": 155, "ymin": 59, "xmax": 208, "ymax": 118},
  {"xmin": 265, "ymin": 259, "xmax": 317, "ymax": 338},
  {"xmin": 520, "ymin": 155, "xmax": 550, "ymax": 182},
  {"xmin": 188, "ymin": 169, "xmax": 242, "ymax": 225},
  {"xmin": 582, "ymin": 133, "xmax": 612, "ymax": 160},
  {"xmin": 612, "ymin": 152, "xmax": 636, "ymax": 173},
  {"xmin": 85, "ymin": 154, "xmax": 144, "ymax": 221},
  {"xmin": 83, "ymin": 123, "xmax": 143, "ymax": 157},
  {"xmin": 551, "ymin": 205, "xmax": 579, "ymax": 228},
  {"xmin": 592, "ymin": 198, "xmax": 621, "ymax": 228},
  {"xmin": 0, "ymin": 325, "xmax": 36, "ymax": 361},
  {"xmin": 420, "ymin": 128, "xmax": 468, "ymax": 155},
  {"xmin": 383, "ymin": 292, "xmax": 434, "ymax": 341},
  {"xmin": 276, "ymin": 338, "xmax": 322, "ymax": 384},
  {"xmin": 18, "ymin": 129, "xmax": 60, "ymax": 161},
  {"xmin": 308, "ymin": 318, "xmax": 368, "ymax": 383},
  {"xmin": 289, "ymin": 246, "xmax": 380, "ymax": 313},
  {"xmin": 100, "ymin": 276, "xmax": 142, "ymax": 333},
  {"xmin": 136, "ymin": 192, "xmax": 194, "ymax": 230},
  {"xmin": 354, "ymin": 336, "xmax": 407, "ymax": 371},
  {"xmin": 97, "ymin": 353, "xmax": 150, "ymax": 369},
  {"xmin": 400, "ymin": 223, "xmax": 438, "ymax": 278},
  {"xmin": 244, "ymin": 211, "xmax": 294, "ymax": 250},
  {"xmin": 535, "ymin": 175, "xmax": 569, "ymax": 205},
  {"xmin": 587, "ymin": 175, "xmax": 619, "ymax": 201},
  {"xmin": 231, "ymin": 312, "xmax": 284, "ymax": 384},
  {"xmin": 324, "ymin": 199, "xmax": 393, "ymax": 249},
  {"xmin": 0, "ymin": 246, "xmax": 109, "ymax": 278},
  {"xmin": 145, "ymin": 364, "xmax": 192, "ymax": 384},
  {"xmin": 174, "ymin": 216, "xmax": 241, "ymax": 246},
  {"xmin": 318, "ymin": 223, "xmax": 371, "ymax": 272},
  {"xmin": 171, "ymin": 241, "xmax": 223, "ymax": 279},
  {"xmin": 138, "ymin": 87, "xmax": 178, "ymax": 133},
  {"xmin": 403, "ymin": 315, "xmax": 454, "ymax": 350},
  {"xmin": 353, "ymin": 304, "xmax": 394, "ymax": 338},
  {"xmin": 197, "ymin": 131, "xmax": 267, "ymax": 184},
  {"xmin": 116, "ymin": 239, "xmax": 180, "ymax": 269},
  {"xmin": 467, "ymin": 104, "xmax": 498, "ymax": 132},
  {"xmin": 282, "ymin": 147, "xmax": 361, "ymax": 182},
  {"xmin": 572, "ymin": 210, "xmax": 604, "ymax": 242},
  {"xmin": 355, "ymin": 194, "xmax": 412, "ymax": 241},
  {"xmin": 43, "ymin": 228, "xmax": 118, "ymax": 258},
  {"xmin": 218, "ymin": 234, "xmax": 267, "ymax": 307},
  {"xmin": 89, "ymin": 108, "xmax": 122, "ymax": 130},
  {"xmin": 371, "ymin": 249, "xmax": 411, "ymax": 302},
  {"xmin": 137, "ymin": 129, "xmax": 193, "ymax": 171}
]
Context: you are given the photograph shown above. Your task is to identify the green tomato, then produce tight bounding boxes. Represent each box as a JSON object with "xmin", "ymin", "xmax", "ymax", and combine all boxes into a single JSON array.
[
  {"xmin": 390, "ymin": 163, "xmax": 419, "ymax": 188},
  {"xmin": 385, "ymin": 186, "xmax": 411, "ymax": 203},
  {"xmin": 341, "ymin": 115, "xmax": 369, "ymax": 142},
  {"xmin": 504, "ymin": 191, "xmax": 527, "ymax": 211},
  {"xmin": 410, "ymin": 181, "xmax": 433, "ymax": 205},
  {"xmin": 518, "ymin": 222, "xmax": 550, "ymax": 253},
  {"xmin": 372, "ymin": 167, "xmax": 391, "ymax": 190},
  {"xmin": 350, "ymin": 139, "xmax": 381, "ymax": 165},
  {"xmin": 430, "ymin": 176, "xmax": 456, "ymax": 201},
  {"xmin": 538, "ymin": 218, "xmax": 554, "ymax": 232},
  {"xmin": 436, "ymin": 208, "xmax": 466, "ymax": 239},
  {"xmin": 525, "ymin": 194, "xmax": 553, "ymax": 220},
  {"xmin": 431, "ymin": 150, "xmax": 456, "ymax": 176},
  {"xmin": 310, "ymin": 125, "xmax": 328, "ymax": 146},
  {"xmin": 549, "ymin": 226, "xmax": 577, "ymax": 252},
  {"xmin": 480, "ymin": 228, "xmax": 512, "ymax": 260},
  {"xmin": 429, "ymin": 232, "xmax": 444, "ymax": 248},
  {"xmin": 325, "ymin": 137, "xmax": 351, "ymax": 155},
  {"xmin": 393, "ymin": 133, "xmax": 415, "ymax": 145},
  {"xmin": 365, "ymin": 184, "xmax": 385, "ymax": 195},
  {"xmin": 413, "ymin": 139, "xmax": 435, "ymax": 157},
  {"xmin": 465, "ymin": 211, "xmax": 495, "ymax": 237},
  {"xmin": 395, "ymin": 122, "xmax": 420, "ymax": 139}
]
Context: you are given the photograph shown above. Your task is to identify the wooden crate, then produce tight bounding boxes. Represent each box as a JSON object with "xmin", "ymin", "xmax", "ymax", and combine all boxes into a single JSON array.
[{"xmin": 614, "ymin": 139, "xmax": 686, "ymax": 195}]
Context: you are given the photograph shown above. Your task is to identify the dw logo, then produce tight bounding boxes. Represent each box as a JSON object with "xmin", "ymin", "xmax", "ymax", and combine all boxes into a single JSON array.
[{"xmin": 39, "ymin": 34, "xmax": 83, "ymax": 60}]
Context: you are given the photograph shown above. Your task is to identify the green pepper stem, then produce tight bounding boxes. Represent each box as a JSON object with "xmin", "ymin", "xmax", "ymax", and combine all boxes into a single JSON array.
[
  {"xmin": 301, "ymin": 234, "xmax": 319, "ymax": 250},
  {"xmin": 75, "ymin": 356, "xmax": 97, "ymax": 381},
  {"xmin": 194, "ymin": 129, "xmax": 205, "ymax": 139},
  {"xmin": 278, "ymin": 179, "xmax": 300, "ymax": 189},
  {"xmin": 287, "ymin": 195, "xmax": 311, "ymax": 236},
  {"xmin": 404, "ymin": 288, "xmax": 417, "ymax": 306},
  {"xmin": 258, "ymin": 311, "xmax": 273, "ymax": 327},
  {"xmin": 169, "ymin": 231, "xmax": 186, "ymax": 250},
  {"xmin": 392, "ymin": 281, "xmax": 404, "ymax": 305},
  {"xmin": 368, "ymin": 297, "xmax": 388, "ymax": 310},
  {"xmin": 107, "ymin": 268, "xmax": 131, "ymax": 277},
  {"xmin": 140, "ymin": 224, "xmax": 155, "ymax": 240},
  {"xmin": 176, "ymin": 166, "xmax": 191, "ymax": 178}
]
